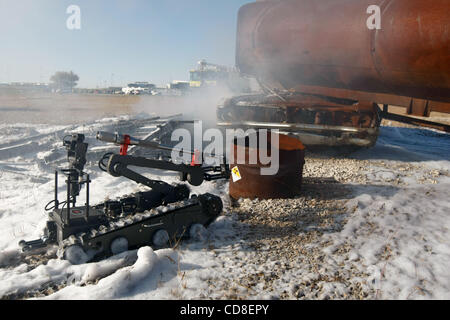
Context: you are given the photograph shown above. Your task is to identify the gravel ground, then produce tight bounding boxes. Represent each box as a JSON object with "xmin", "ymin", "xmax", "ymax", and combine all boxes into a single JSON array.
[
  {"xmin": 199, "ymin": 144, "xmax": 449, "ymax": 300},
  {"xmin": 200, "ymin": 154, "xmax": 376, "ymax": 300}
]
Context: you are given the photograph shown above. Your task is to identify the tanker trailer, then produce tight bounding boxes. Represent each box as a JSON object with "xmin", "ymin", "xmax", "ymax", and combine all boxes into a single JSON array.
[{"xmin": 217, "ymin": 0, "xmax": 450, "ymax": 146}]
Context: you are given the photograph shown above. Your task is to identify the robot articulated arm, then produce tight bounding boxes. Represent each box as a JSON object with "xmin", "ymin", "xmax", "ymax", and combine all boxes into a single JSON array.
[{"xmin": 96, "ymin": 131, "xmax": 230, "ymax": 195}]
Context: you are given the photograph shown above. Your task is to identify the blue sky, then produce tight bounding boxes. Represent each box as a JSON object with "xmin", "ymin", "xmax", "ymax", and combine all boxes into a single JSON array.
[{"xmin": 0, "ymin": 0, "xmax": 251, "ymax": 88}]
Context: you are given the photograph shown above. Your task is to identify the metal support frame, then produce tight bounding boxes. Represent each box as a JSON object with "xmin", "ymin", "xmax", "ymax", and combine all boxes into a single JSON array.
[
  {"xmin": 381, "ymin": 104, "xmax": 450, "ymax": 133},
  {"xmin": 85, "ymin": 174, "xmax": 90, "ymax": 221}
]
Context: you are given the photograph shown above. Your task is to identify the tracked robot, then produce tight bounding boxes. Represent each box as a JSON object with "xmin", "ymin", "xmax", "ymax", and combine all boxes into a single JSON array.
[{"xmin": 20, "ymin": 126, "xmax": 230, "ymax": 264}]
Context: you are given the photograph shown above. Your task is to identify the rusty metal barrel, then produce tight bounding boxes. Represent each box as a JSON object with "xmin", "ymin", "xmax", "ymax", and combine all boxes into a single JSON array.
[
  {"xmin": 236, "ymin": 0, "xmax": 450, "ymax": 103},
  {"xmin": 229, "ymin": 131, "xmax": 305, "ymax": 199}
]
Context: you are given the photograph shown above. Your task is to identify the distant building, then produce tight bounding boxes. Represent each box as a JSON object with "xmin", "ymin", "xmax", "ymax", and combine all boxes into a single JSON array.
[
  {"xmin": 167, "ymin": 81, "xmax": 190, "ymax": 91},
  {"xmin": 0, "ymin": 82, "xmax": 51, "ymax": 94},
  {"xmin": 123, "ymin": 82, "xmax": 156, "ymax": 95},
  {"xmin": 108, "ymin": 87, "xmax": 124, "ymax": 94},
  {"xmin": 189, "ymin": 59, "xmax": 251, "ymax": 93},
  {"xmin": 127, "ymin": 82, "xmax": 155, "ymax": 89}
]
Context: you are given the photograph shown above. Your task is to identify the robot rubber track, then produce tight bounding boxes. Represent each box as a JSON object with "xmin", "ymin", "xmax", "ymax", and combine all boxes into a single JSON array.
[{"xmin": 58, "ymin": 194, "xmax": 222, "ymax": 264}]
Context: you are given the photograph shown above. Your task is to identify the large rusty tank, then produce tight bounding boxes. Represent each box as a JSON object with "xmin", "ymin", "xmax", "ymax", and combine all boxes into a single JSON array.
[{"xmin": 218, "ymin": 0, "xmax": 450, "ymax": 146}]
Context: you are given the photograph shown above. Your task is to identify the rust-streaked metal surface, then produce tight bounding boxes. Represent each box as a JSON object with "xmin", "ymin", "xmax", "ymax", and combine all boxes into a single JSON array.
[
  {"xmin": 293, "ymin": 85, "xmax": 450, "ymax": 116},
  {"xmin": 218, "ymin": 92, "xmax": 381, "ymax": 147},
  {"xmin": 229, "ymin": 132, "xmax": 305, "ymax": 200},
  {"xmin": 237, "ymin": 0, "xmax": 450, "ymax": 103}
]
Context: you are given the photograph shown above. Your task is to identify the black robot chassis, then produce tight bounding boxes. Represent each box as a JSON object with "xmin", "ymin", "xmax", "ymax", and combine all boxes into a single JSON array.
[{"xmin": 20, "ymin": 125, "xmax": 229, "ymax": 264}]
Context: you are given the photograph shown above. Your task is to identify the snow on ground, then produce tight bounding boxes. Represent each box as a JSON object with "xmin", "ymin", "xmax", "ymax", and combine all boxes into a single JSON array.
[
  {"xmin": 336, "ymin": 127, "xmax": 450, "ymax": 299},
  {"xmin": 0, "ymin": 116, "xmax": 449, "ymax": 300}
]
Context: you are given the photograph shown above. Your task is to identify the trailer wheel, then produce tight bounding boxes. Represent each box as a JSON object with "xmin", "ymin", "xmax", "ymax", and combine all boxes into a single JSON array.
[
  {"xmin": 152, "ymin": 230, "xmax": 170, "ymax": 247},
  {"xmin": 189, "ymin": 224, "xmax": 207, "ymax": 242},
  {"xmin": 110, "ymin": 237, "xmax": 129, "ymax": 255},
  {"xmin": 64, "ymin": 245, "xmax": 89, "ymax": 265}
]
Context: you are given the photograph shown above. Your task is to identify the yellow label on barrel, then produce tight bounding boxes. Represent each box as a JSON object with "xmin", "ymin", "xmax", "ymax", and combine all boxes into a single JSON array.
[{"xmin": 231, "ymin": 166, "xmax": 242, "ymax": 182}]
